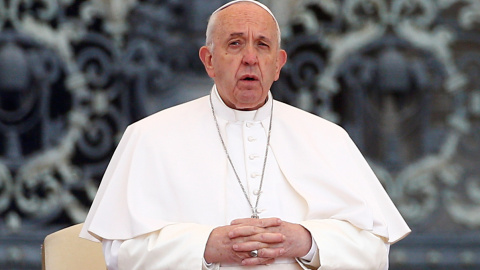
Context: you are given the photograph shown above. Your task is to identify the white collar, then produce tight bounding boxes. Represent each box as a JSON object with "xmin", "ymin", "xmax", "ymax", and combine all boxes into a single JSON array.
[{"xmin": 210, "ymin": 85, "xmax": 272, "ymax": 122}]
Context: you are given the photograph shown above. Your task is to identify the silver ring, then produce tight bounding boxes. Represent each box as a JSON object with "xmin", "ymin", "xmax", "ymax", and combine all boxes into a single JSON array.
[{"xmin": 249, "ymin": 249, "xmax": 258, "ymax": 258}]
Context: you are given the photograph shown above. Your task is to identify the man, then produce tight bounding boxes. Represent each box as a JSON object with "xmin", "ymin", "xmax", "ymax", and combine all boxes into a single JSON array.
[{"xmin": 80, "ymin": 1, "xmax": 410, "ymax": 269}]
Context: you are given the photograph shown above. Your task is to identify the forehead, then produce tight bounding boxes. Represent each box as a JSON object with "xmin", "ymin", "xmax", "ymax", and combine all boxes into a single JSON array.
[{"xmin": 214, "ymin": 3, "xmax": 277, "ymax": 40}]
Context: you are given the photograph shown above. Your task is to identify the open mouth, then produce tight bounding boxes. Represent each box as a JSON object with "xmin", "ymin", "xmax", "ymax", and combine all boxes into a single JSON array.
[{"xmin": 240, "ymin": 75, "xmax": 259, "ymax": 81}]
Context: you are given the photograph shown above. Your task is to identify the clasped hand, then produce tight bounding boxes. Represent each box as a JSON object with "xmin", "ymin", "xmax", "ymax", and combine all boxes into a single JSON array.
[{"xmin": 204, "ymin": 217, "xmax": 312, "ymax": 266}]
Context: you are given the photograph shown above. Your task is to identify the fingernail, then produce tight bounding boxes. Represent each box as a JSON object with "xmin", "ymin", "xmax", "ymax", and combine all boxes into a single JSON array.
[{"xmin": 233, "ymin": 245, "xmax": 238, "ymax": 250}]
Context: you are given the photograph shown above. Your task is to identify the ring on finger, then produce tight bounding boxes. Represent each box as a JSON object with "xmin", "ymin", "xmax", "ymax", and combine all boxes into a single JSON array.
[{"xmin": 249, "ymin": 249, "xmax": 258, "ymax": 258}]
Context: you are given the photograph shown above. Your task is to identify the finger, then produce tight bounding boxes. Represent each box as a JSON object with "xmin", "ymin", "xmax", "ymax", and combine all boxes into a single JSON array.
[
  {"xmin": 231, "ymin": 234, "xmax": 285, "ymax": 249},
  {"xmin": 229, "ymin": 225, "xmax": 286, "ymax": 241},
  {"xmin": 235, "ymin": 251, "xmax": 255, "ymax": 260},
  {"xmin": 257, "ymin": 247, "xmax": 286, "ymax": 258},
  {"xmin": 231, "ymin": 217, "xmax": 282, "ymax": 227},
  {"xmin": 228, "ymin": 225, "xmax": 265, "ymax": 238},
  {"xmin": 241, "ymin": 257, "xmax": 275, "ymax": 266},
  {"xmin": 234, "ymin": 246, "xmax": 286, "ymax": 260},
  {"xmin": 232, "ymin": 240, "xmax": 274, "ymax": 253}
]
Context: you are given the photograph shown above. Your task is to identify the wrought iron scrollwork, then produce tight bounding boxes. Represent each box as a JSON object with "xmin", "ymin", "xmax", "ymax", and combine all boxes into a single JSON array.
[
  {"xmin": 276, "ymin": 0, "xmax": 480, "ymax": 231},
  {"xmin": 0, "ymin": 0, "xmax": 132, "ymax": 233}
]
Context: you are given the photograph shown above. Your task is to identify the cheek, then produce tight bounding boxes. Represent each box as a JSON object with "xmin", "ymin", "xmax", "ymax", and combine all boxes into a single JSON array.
[
  {"xmin": 261, "ymin": 56, "xmax": 276, "ymax": 70},
  {"xmin": 215, "ymin": 58, "xmax": 237, "ymax": 75},
  {"xmin": 263, "ymin": 61, "xmax": 278, "ymax": 80}
]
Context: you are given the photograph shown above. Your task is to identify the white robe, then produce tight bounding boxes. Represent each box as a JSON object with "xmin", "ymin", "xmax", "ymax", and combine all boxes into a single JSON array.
[{"xmin": 80, "ymin": 86, "xmax": 410, "ymax": 269}]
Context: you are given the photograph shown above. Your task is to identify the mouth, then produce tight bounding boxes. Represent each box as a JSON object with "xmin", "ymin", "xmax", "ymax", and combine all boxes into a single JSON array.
[{"xmin": 240, "ymin": 75, "xmax": 259, "ymax": 82}]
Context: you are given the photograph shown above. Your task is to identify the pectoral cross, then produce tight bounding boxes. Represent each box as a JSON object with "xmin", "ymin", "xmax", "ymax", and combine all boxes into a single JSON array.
[{"xmin": 251, "ymin": 210, "xmax": 259, "ymax": 219}]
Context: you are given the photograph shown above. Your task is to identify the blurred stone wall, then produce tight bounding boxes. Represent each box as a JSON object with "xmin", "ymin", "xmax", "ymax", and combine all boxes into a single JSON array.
[{"xmin": 0, "ymin": 0, "xmax": 479, "ymax": 269}]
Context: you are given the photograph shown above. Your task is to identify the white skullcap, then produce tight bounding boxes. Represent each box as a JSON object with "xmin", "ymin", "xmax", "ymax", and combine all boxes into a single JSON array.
[{"xmin": 212, "ymin": 0, "xmax": 279, "ymax": 28}]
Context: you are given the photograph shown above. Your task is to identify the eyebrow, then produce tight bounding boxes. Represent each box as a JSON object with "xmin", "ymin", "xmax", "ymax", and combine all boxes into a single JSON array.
[
  {"xmin": 229, "ymin": 33, "xmax": 272, "ymax": 43},
  {"xmin": 229, "ymin": 32, "xmax": 244, "ymax": 39}
]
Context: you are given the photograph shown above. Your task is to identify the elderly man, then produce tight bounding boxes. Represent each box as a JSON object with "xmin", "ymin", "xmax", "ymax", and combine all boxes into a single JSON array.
[{"xmin": 80, "ymin": 0, "xmax": 410, "ymax": 269}]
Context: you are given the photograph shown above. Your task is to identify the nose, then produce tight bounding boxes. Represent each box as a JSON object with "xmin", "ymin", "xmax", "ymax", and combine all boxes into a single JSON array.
[{"xmin": 242, "ymin": 44, "xmax": 258, "ymax": 66}]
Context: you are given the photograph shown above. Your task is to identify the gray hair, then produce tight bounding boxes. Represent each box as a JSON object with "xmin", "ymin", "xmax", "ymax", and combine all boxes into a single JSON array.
[{"xmin": 205, "ymin": 0, "xmax": 281, "ymax": 50}]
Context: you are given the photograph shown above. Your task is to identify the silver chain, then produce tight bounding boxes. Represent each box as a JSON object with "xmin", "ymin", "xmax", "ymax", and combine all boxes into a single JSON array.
[{"xmin": 209, "ymin": 93, "xmax": 273, "ymax": 219}]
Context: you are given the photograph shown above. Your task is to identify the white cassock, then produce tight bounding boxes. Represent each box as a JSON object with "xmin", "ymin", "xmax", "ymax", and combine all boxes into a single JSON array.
[{"xmin": 80, "ymin": 85, "xmax": 410, "ymax": 270}]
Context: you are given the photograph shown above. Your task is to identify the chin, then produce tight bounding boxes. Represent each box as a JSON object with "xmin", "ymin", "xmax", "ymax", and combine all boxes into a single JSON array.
[{"xmin": 234, "ymin": 99, "xmax": 265, "ymax": 110}]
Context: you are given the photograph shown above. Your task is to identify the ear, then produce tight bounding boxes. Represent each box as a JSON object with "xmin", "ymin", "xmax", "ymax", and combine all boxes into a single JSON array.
[
  {"xmin": 274, "ymin": 49, "xmax": 287, "ymax": 81},
  {"xmin": 199, "ymin": 46, "xmax": 215, "ymax": 78}
]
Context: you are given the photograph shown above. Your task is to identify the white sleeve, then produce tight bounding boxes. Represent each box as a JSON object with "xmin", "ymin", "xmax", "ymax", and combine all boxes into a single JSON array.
[
  {"xmin": 102, "ymin": 233, "xmax": 219, "ymax": 270},
  {"xmin": 102, "ymin": 239, "xmax": 123, "ymax": 270},
  {"xmin": 300, "ymin": 219, "xmax": 389, "ymax": 270},
  {"xmin": 202, "ymin": 259, "xmax": 220, "ymax": 270},
  {"xmin": 109, "ymin": 223, "xmax": 214, "ymax": 270}
]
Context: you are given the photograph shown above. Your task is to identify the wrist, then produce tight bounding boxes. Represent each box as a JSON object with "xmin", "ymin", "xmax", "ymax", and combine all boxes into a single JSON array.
[
  {"xmin": 204, "ymin": 228, "xmax": 220, "ymax": 264},
  {"xmin": 296, "ymin": 225, "xmax": 313, "ymax": 257}
]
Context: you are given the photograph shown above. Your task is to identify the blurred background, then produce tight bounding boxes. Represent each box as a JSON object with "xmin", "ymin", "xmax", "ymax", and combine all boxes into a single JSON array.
[{"xmin": 0, "ymin": 0, "xmax": 480, "ymax": 269}]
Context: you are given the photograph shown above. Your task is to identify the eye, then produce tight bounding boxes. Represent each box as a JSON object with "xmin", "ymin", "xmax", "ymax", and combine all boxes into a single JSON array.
[
  {"xmin": 229, "ymin": 40, "xmax": 242, "ymax": 47},
  {"xmin": 258, "ymin": 41, "xmax": 270, "ymax": 48}
]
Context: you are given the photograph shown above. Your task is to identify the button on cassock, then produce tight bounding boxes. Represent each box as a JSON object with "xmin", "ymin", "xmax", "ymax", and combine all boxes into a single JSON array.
[{"xmin": 253, "ymin": 190, "xmax": 262, "ymax": 196}]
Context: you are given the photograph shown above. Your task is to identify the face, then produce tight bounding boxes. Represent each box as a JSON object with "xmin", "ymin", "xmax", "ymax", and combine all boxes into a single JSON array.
[{"xmin": 199, "ymin": 3, "xmax": 287, "ymax": 110}]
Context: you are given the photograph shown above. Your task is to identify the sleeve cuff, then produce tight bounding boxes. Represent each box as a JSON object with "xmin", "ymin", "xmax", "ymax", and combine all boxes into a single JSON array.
[
  {"xmin": 203, "ymin": 258, "xmax": 220, "ymax": 270},
  {"xmin": 299, "ymin": 235, "xmax": 318, "ymax": 262},
  {"xmin": 297, "ymin": 235, "xmax": 320, "ymax": 269}
]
